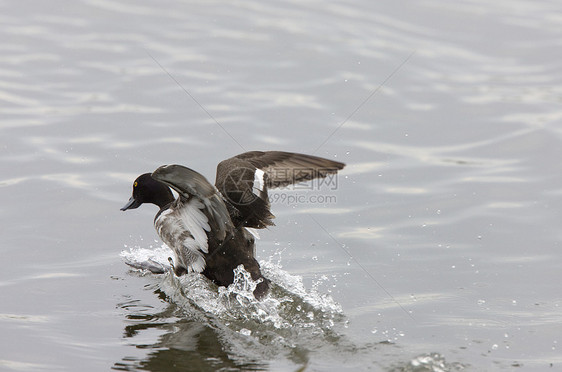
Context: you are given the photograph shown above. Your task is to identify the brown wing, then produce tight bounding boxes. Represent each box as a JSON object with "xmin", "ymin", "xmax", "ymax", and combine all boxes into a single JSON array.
[{"xmin": 215, "ymin": 151, "xmax": 345, "ymax": 228}]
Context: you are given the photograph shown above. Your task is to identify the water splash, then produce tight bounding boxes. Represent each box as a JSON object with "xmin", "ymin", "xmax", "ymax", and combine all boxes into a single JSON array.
[
  {"xmin": 120, "ymin": 244, "xmax": 172, "ymax": 274},
  {"xmin": 120, "ymin": 245, "xmax": 344, "ymax": 331},
  {"xmin": 261, "ymin": 260, "xmax": 343, "ymax": 315},
  {"xmin": 396, "ymin": 353, "xmax": 466, "ymax": 372}
]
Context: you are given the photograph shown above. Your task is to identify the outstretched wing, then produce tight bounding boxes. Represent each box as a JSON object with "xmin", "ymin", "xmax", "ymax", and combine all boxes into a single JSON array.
[
  {"xmin": 152, "ymin": 164, "xmax": 234, "ymax": 242},
  {"xmin": 215, "ymin": 151, "xmax": 345, "ymax": 228}
]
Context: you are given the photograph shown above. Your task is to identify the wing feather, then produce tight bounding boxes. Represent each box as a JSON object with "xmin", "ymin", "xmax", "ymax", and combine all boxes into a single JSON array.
[
  {"xmin": 215, "ymin": 151, "xmax": 345, "ymax": 228},
  {"xmin": 152, "ymin": 164, "xmax": 234, "ymax": 240}
]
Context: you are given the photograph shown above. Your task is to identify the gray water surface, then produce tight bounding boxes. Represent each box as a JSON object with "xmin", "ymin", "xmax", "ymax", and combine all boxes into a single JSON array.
[{"xmin": 1, "ymin": 0, "xmax": 561, "ymax": 371}]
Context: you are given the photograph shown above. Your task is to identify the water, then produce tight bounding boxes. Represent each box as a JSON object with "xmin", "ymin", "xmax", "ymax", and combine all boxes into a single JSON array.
[{"xmin": 1, "ymin": 0, "xmax": 561, "ymax": 370}]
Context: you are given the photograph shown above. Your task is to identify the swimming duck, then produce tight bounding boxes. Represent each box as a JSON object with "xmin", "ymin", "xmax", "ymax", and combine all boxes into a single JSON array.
[{"xmin": 121, "ymin": 151, "xmax": 345, "ymax": 298}]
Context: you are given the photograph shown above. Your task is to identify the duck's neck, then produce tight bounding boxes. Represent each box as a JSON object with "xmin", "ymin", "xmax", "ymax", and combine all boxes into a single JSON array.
[{"xmin": 153, "ymin": 189, "xmax": 175, "ymax": 209}]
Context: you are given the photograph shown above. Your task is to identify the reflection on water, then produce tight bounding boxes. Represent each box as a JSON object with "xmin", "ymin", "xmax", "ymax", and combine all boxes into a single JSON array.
[
  {"xmin": 115, "ymin": 320, "xmax": 269, "ymax": 371},
  {"xmin": 114, "ymin": 287, "xmax": 271, "ymax": 372}
]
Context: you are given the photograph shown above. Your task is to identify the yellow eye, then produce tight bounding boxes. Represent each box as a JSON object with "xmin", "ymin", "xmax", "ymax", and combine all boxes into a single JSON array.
[{"xmin": 134, "ymin": 181, "xmax": 138, "ymax": 187}]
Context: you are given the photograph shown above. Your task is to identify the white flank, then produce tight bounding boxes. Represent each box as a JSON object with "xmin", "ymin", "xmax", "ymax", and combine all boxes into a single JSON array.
[
  {"xmin": 154, "ymin": 198, "xmax": 211, "ymax": 273},
  {"xmin": 177, "ymin": 198, "xmax": 211, "ymax": 253},
  {"xmin": 253, "ymin": 168, "xmax": 265, "ymax": 196},
  {"xmin": 182, "ymin": 240, "xmax": 206, "ymax": 273}
]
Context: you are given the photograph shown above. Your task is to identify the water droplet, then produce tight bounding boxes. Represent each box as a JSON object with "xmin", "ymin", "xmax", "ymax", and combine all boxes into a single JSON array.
[{"xmin": 240, "ymin": 328, "xmax": 251, "ymax": 336}]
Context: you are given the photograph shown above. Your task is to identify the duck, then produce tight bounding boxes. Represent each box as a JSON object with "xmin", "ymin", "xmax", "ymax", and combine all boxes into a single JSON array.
[{"xmin": 121, "ymin": 151, "xmax": 345, "ymax": 298}]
